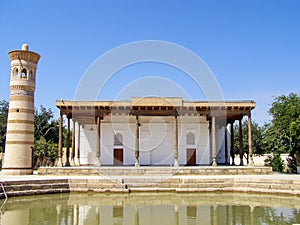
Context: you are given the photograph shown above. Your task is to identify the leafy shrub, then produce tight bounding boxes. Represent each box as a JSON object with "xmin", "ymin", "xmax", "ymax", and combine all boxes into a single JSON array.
[{"xmin": 264, "ymin": 154, "xmax": 285, "ymax": 172}]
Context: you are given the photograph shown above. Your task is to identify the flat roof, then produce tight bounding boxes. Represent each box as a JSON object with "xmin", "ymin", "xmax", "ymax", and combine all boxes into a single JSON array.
[{"xmin": 56, "ymin": 97, "xmax": 255, "ymax": 124}]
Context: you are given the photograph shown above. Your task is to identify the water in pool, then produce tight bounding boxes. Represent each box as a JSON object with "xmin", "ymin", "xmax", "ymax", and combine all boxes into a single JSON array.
[{"xmin": 0, "ymin": 192, "xmax": 299, "ymax": 225}]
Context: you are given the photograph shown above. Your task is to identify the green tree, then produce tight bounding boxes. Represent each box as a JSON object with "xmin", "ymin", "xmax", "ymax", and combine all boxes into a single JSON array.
[
  {"xmin": 34, "ymin": 137, "xmax": 58, "ymax": 167},
  {"xmin": 264, "ymin": 93, "xmax": 300, "ymax": 173},
  {"xmin": 33, "ymin": 106, "xmax": 60, "ymax": 167},
  {"xmin": 234, "ymin": 119, "xmax": 266, "ymax": 164},
  {"xmin": 272, "ymin": 154, "xmax": 284, "ymax": 172},
  {"xmin": 34, "ymin": 106, "xmax": 59, "ymax": 143},
  {"xmin": 268, "ymin": 93, "xmax": 300, "ymax": 153},
  {"xmin": 0, "ymin": 100, "xmax": 9, "ymax": 153},
  {"xmin": 264, "ymin": 153, "xmax": 285, "ymax": 172},
  {"xmin": 262, "ymin": 123, "xmax": 287, "ymax": 154},
  {"xmin": 286, "ymin": 154, "xmax": 297, "ymax": 173}
]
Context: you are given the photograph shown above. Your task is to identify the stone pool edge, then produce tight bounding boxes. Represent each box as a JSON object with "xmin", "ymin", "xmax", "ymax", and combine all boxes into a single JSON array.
[{"xmin": 1, "ymin": 174, "xmax": 300, "ymax": 198}]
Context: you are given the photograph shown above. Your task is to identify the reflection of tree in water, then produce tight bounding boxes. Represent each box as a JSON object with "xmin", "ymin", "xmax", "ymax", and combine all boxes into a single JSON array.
[
  {"xmin": 255, "ymin": 207, "xmax": 299, "ymax": 225},
  {"xmin": 211, "ymin": 205, "xmax": 299, "ymax": 225},
  {"xmin": 230, "ymin": 205, "xmax": 250, "ymax": 225},
  {"xmin": 213, "ymin": 205, "xmax": 251, "ymax": 225}
]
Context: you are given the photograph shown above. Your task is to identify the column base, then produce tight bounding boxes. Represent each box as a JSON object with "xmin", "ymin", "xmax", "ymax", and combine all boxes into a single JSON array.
[
  {"xmin": 135, "ymin": 159, "xmax": 140, "ymax": 168},
  {"xmin": 65, "ymin": 158, "xmax": 71, "ymax": 167},
  {"xmin": 57, "ymin": 158, "xmax": 63, "ymax": 167},
  {"xmin": 70, "ymin": 159, "xmax": 76, "ymax": 166},
  {"xmin": 174, "ymin": 159, "xmax": 179, "ymax": 167},
  {"xmin": 296, "ymin": 153, "xmax": 300, "ymax": 174},
  {"xmin": 94, "ymin": 158, "xmax": 101, "ymax": 167},
  {"xmin": 239, "ymin": 159, "xmax": 244, "ymax": 166},
  {"xmin": 248, "ymin": 158, "xmax": 254, "ymax": 167},
  {"xmin": 212, "ymin": 159, "xmax": 217, "ymax": 167},
  {"xmin": 74, "ymin": 158, "xmax": 80, "ymax": 166}
]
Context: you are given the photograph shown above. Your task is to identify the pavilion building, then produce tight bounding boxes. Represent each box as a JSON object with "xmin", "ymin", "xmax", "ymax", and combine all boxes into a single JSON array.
[{"xmin": 56, "ymin": 97, "xmax": 255, "ymax": 167}]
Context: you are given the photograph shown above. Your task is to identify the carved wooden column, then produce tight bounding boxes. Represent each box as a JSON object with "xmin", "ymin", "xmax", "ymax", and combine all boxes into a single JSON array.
[
  {"xmin": 74, "ymin": 123, "xmax": 80, "ymax": 166},
  {"xmin": 248, "ymin": 112, "xmax": 254, "ymax": 166},
  {"xmin": 65, "ymin": 115, "xmax": 71, "ymax": 167},
  {"xmin": 135, "ymin": 116, "xmax": 140, "ymax": 167},
  {"xmin": 95, "ymin": 116, "xmax": 101, "ymax": 166},
  {"xmin": 211, "ymin": 116, "xmax": 217, "ymax": 166},
  {"xmin": 224, "ymin": 125, "xmax": 228, "ymax": 165},
  {"xmin": 57, "ymin": 111, "xmax": 63, "ymax": 167},
  {"xmin": 230, "ymin": 121, "xmax": 235, "ymax": 165},
  {"xmin": 174, "ymin": 115, "xmax": 179, "ymax": 167},
  {"xmin": 70, "ymin": 120, "xmax": 75, "ymax": 166},
  {"xmin": 239, "ymin": 118, "xmax": 244, "ymax": 166}
]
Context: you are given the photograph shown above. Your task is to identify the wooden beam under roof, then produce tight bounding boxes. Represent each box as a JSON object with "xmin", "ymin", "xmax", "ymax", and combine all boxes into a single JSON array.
[{"xmin": 56, "ymin": 99, "xmax": 256, "ymax": 124}]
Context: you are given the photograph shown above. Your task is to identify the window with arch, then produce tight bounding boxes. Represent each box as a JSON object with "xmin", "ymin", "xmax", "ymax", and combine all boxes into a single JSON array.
[
  {"xmin": 13, "ymin": 68, "xmax": 18, "ymax": 78},
  {"xmin": 21, "ymin": 68, "xmax": 27, "ymax": 79},
  {"xmin": 186, "ymin": 132, "xmax": 195, "ymax": 145},
  {"xmin": 114, "ymin": 133, "xmax": 123, "ymax": 146}
]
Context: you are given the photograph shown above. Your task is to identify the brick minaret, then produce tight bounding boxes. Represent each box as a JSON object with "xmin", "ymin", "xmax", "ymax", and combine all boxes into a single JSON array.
[{"xmin": 2, "ymin": 44, "xmax": 40, "ymax": 175}]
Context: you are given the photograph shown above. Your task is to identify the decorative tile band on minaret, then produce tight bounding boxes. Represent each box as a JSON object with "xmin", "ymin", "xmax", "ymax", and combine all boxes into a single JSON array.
[{"xmin": 2, "ymin": 44, "xmax": 40, "ymax": 175}]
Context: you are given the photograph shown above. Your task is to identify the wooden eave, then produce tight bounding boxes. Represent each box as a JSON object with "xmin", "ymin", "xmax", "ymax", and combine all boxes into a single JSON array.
[{"xmin": 56, "ymin": 100, "xmax": 255, "ymax": 124}]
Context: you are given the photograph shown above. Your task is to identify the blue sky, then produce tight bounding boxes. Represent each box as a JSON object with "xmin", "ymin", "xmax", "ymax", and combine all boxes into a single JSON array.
[{"xmin": 0, "ymin": 0, "xmax": 299, "ymax": 125}]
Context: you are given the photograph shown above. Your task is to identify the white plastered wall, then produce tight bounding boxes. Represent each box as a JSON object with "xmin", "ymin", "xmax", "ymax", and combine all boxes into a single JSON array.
[
  {"xmin": 215, "ymin": 125, "xmax": 231, "ymax": 164},
  {"xmin": 76, "ymin": 115, "xmax": 230, "ymax": 166},
  {"xmin": 178, "ymin": 116, "xmax": 210, "ymax": 165}
]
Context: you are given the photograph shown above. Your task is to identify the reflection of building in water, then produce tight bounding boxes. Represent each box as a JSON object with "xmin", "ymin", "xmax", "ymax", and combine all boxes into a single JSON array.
[
  {"xmin": 113, "ymin": 206, "xmax": 123, "ymax": 224},
  {"xmin": 1, "ymin": 193, "xmax": 299, "ymax": 225}
]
